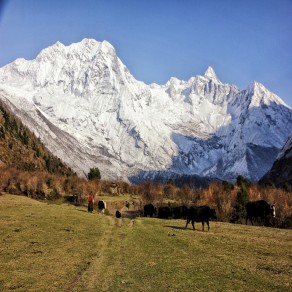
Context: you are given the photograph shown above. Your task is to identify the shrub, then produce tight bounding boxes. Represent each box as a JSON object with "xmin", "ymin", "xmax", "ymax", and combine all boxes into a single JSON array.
[{"xmin": 47, "ymin": 188, "xmax": 61, "ymax": 200}]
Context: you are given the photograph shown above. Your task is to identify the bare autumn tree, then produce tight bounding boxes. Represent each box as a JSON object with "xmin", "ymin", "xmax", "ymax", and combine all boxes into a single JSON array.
[
  {"xmin": 141, "ymin": 181, "xmax": 162, "ymax": 204},
  {"xmin": 163, "ymin": 183, "xmax": 177, "ymax": 200}
]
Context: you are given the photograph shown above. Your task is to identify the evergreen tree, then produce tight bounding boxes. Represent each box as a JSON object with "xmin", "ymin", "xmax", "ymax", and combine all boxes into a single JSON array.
[
  {"xmin": 88, "ymin": 167, "xmax": 101, "ymax": 180},
  {"xmin": 230, "ymin": 176, "xmax": 250, "ymax": 223}
]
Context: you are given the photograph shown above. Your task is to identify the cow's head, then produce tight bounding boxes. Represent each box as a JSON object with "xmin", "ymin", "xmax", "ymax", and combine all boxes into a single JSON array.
[{"xmin": 210, "ymin": 208, "xmax": 217, "ymax": 219}]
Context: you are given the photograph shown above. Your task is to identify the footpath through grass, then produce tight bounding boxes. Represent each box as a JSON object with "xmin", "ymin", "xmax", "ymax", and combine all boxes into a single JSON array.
[{"xmin": 0, "ymin": 194, "xmax": 291, "ymax": 291}]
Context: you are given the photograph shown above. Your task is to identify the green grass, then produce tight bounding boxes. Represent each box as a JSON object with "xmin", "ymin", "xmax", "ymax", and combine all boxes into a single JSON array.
[{"xmin": 0, "ymin": 194, "xmax": 291, "ymax": 291}]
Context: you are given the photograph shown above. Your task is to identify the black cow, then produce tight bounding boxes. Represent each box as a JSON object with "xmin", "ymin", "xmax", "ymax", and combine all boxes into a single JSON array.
[
  {"xmin": 97, "ymin": 200, "xmax": 106, "ymax": 214},
  {"xmin": 185, "ymin": 205, "xmax": 217, "ymax": 231},
  {"xmin": 143, "ymin": 204, "xmax": 156, "ymax": 217},
  {"xmin": 158, "ymin": 206, "xmax": 172, "ymax": 219},
  {"xmin": 116, "ymin": 210, "xmax": 122, "ymax": 218},
  {"xmin": 245, "ymin": 200, "xmax": 275, "ymax": 226},
  {"xmin": 172, "ymin": 206, "xmax": 188, "ymax": 219}
]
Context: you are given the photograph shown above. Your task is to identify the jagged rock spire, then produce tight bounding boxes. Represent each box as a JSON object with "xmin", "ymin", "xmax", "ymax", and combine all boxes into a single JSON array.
[{"xmin": 204, "ymin": 66, "xmax": 221, "ymax": 83}]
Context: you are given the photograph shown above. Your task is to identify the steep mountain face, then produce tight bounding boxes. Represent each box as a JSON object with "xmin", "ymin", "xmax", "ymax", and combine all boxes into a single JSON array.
[
  {"xmin": 259, "ymin": 134, "xmax": 292, "ymax": 187},
  {"xmin": 0, "ymin": 38, "xmax": 291, "ymax": 181}
]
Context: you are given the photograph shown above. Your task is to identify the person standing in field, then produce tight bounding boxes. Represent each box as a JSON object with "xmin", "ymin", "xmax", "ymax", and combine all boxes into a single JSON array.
[{"xmin": 88, "ymin": 193, "xmax": 94, "ymax": 213}]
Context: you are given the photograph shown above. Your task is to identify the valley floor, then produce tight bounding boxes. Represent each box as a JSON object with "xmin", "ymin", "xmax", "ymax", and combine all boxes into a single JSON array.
[{"xmin": 0, "ymin": 194, "xmax": 291, "ymax": 291}]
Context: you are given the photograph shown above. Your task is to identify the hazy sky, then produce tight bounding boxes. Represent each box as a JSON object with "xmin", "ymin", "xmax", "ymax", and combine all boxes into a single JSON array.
[{"xmin": 0, "ymin": 0, "xmax": 291, "ymax": 106}]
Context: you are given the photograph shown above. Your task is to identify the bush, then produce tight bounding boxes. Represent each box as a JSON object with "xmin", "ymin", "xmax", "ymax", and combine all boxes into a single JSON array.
[{"xmin": 47, "ymin": 188, "xmax": 61, "ymax": 200}]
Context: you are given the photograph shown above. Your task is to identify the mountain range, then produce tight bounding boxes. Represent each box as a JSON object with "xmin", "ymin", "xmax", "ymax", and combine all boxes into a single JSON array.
[{"xmin": 0, "ymin": 38, "xmax": 291, "ymax": 182}]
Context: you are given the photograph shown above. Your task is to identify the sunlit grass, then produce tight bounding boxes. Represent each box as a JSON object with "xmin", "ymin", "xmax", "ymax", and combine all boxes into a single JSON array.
[{"xmin": 0, "ymin": 194, "xmax": 291, "ymax": 291}]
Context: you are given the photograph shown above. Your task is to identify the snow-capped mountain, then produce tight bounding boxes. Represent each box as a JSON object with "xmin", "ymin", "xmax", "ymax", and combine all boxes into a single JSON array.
[{"xmin": 0, "ymin": 38, "xmax": 291, "ymax": 181}]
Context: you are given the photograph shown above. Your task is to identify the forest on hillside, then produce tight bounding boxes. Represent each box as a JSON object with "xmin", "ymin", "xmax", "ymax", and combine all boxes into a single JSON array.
[{"xmin": 0, "ymin": 102, "xmax": 74, "ymax": 175}]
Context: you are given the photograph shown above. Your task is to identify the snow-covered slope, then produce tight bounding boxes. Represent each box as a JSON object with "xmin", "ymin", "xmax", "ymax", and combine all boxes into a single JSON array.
[{"xmin": 0, "ymin": 39, "xmax": 291, "ymax": 181}]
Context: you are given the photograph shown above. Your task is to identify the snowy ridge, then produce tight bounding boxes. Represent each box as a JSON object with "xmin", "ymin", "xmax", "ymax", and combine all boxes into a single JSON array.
[{"xmin": 0, "ymin": 38, "xmax": 291, "ymax": 181}]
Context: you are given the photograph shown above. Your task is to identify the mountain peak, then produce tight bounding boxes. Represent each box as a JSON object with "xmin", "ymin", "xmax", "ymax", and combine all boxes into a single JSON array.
[
  {"xmin": 54, "ymin": 41, "xmax": 65, "ymax": 47},
  {"xmin": 246, "ymin": 81, "xmax": 290, "ymax": 108},
  {"xmin": 79, "ymin": 38, "xmax": 115, "ymax": 53},
  {"xmin": 248, "ymin": 81, "xmax": 264, "ymax": 90},
  {"xmin": 80, "ymin": 38, "xmax": 98, "ymax": 44},
  {"xmin": 100, "ymin": 40, "xmax": 115, "ymax": 53},
  {"xmin": 204, "ymin": 66, "xmax": 221, "ymax": 83}
]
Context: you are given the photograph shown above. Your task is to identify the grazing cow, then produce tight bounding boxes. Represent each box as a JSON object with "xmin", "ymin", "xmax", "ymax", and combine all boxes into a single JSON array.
[
  {"xmin": 245, "ymin": 200, "xmax": 275, "ymax": 226},
  {"xmin": 185, "ymin": 206, "xmax": 217, "ymax": 231},
  {"xmin": 172, "ymin": 206, "xmax": 188, "ymax": 219},
  {"xmin": 143, "ymin": 204, "xmax": 156, "ymax": 217},
  {"xmin": 116, "ymin": 210, "xmax": 122, "ymax": 218},
  {"xmin": 97, "ymin": 200, "xmax": 106, "ymax": 214},
  {"xmin": 158, "ymin": 206, "xmax": 172, "ymax": 219}
]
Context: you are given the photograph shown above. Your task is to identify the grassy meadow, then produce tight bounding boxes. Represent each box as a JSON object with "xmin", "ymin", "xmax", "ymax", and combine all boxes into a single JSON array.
[{"xmin": 0, "ymin": 194, "xmax": 291, "ymax": 291}]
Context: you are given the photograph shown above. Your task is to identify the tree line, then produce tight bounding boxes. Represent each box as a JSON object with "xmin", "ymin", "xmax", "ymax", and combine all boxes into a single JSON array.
[{"xmin": 0, "ymin": 165, "xmax": 291, "ymax": 228}]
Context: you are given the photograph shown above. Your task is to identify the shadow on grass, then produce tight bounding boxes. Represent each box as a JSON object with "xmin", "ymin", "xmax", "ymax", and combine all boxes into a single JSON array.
[
  {"xmin": 164, "ymin": 225, "xmax": 210, "ymax": 232},
  {"xmin": 77, "ymin": 209, "xmax": 89, "ymax": 213},
  {"xmin": 163, "ymin": 225, "xmax": 189, "ymax": 231},
  {"xmin": 122, "ymin": 210, "xmax": 142, "ymax": 219}
]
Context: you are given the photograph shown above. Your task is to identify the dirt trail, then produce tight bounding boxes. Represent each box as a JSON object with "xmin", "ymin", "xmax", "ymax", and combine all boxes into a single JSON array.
[
  {"xmin": 89, "ymin": 215, "xmax": 116, "ymax": 290},
  {"xmin": 69, "ymin": 215, "xmax": 116, "ymax": 292}
]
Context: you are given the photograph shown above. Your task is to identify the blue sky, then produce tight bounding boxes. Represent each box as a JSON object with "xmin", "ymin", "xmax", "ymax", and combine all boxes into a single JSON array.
[{"xmin": 0, "ymin": 0, "xmax": 291, "ymax": 106}]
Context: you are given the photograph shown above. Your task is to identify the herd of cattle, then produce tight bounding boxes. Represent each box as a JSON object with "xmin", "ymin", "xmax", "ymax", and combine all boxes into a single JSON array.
[
  {"xmin": 143, "ymin": 203, "xmax": 217, "ymax": 231},
  {"xmin": 96, "ymin": 199, "xmax": 276, "ymax": 230},
  {"xmin": 143, "ymin": 199, "xmax": 276, "ymax": 230}
]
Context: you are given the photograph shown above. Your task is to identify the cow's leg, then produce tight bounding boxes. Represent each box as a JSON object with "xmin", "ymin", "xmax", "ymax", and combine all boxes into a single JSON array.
[
  {"xmin": 191, "ymin": 220, "xmax": 195, "ymax": 230},
  {"xmin": 246, "ymin": 216, "xmax": 248, "ymax": 225},
  {"xmin": 206, "ymin": 220, "xmax": 210, "ymax": 231},
  {"xmin": 250, "ymin": 217, "xmax": 254, "ymax": 225},
  {"xmin": 202, "ymin": 221, "xmax": 204, "ymax": 231},
  {"xmin": 185, "ymin": 218, "xmax": 190, "ymax": 229}
]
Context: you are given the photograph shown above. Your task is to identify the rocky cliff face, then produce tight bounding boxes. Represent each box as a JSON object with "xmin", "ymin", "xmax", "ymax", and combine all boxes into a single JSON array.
[
  {"xmin": 0, "ymin": 39, "xmax": 291, "ymax": 181},
  {"xmin": 259, "ymin": 134, "xmax": 292, "ymax": 187}
]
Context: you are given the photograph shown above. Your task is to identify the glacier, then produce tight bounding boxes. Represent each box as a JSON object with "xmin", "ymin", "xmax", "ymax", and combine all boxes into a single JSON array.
[{"xmin": 0, "ymin": 38, "xmax": 291, "ymax": 182}]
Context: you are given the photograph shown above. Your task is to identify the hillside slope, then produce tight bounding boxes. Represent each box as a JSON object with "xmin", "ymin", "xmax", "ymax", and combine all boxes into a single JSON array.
[{"xmin": 0, "ymin": 101, "xmax": 73, "ymax": 175}]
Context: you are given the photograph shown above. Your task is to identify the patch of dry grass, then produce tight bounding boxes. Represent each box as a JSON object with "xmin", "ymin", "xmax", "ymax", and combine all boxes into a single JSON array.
[
  {"xmin": 0, "ymin": 194, "xmax": 108, "ymax": 291},
  {"xmin": 0, "ymin": 194, "xmax": 291, "ymax": 291}
]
